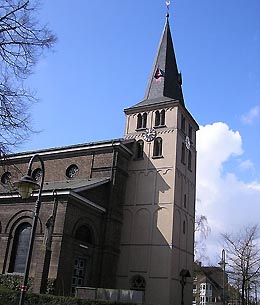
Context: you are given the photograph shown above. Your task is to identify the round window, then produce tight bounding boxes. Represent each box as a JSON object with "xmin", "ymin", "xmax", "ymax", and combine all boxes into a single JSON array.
[
  {"xmin": 32, "ymin": 168, "xmax": 42, "ymax": 182},
  {"xmin": 66, "ymin": 164, "xmax": 79, "ymax": 178},
  {"xmin": 1, "ymin": 172, "xmax": 11, "ymax": 184}
]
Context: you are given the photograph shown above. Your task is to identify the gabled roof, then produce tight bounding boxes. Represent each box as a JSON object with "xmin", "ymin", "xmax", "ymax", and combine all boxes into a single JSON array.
[
  {"xmin": 195, "ymin": 265, "xmax": 224, "ymax": 289},
  {"xmin": 125, "ymin": 15, "xmax": 184, "ymax": 113}
]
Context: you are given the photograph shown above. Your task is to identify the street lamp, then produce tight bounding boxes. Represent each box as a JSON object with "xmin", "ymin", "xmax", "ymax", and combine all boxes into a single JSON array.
[
  {"xmin": 180, "ymin": 269, "xmax": 191, "ymax": 305},
  {"xmin": 14, "ymin": 154, "xmax": 45, "ymax": 305},
  {"xmin": 218, "ymin": 249, "xmax": 227, "ymax": 305}
]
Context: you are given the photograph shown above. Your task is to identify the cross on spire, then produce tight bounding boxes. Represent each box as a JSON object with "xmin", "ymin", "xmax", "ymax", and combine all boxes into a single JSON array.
[{"xmin": 166, "ymin": 1, "xmax": 171, "ymax": 17}]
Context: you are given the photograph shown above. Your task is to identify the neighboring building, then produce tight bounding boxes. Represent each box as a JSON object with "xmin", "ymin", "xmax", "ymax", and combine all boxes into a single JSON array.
[
  {"xmin": 0, "ymin": 15, "xmax": 198, "ymax": 305},
  {"xmin": 193, "ymin": 263, "xmax": 227, "ymax": 305}
]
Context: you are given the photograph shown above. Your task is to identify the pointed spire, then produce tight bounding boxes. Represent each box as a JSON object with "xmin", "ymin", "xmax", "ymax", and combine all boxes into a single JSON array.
[
  {"xmin": 144, "ymin": 16, "xmax": 184, "ymax": 104},
  {"xmin": 126, "ymin": 15, "xmax": 184, "ymax": 111}
]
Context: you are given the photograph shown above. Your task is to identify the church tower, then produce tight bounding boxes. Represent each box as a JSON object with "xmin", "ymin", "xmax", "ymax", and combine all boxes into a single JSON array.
[{"xmin": 116, "ymin": 15, "xmax": 199, "ymax": 305}]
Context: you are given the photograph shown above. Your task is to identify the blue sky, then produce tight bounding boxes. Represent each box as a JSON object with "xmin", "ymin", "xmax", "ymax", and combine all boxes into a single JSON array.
[{"xmin": 21, "ymin": 0, "xmax": 260, "ymax": 263}]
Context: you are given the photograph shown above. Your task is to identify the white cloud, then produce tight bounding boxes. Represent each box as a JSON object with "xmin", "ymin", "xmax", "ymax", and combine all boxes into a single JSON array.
[
  {"xmin": 238, "ymin": 159, "xmax": 254, "ymax": 172},
  {"xmin": 247, "ymin": 181, "xmax": 260, "ymax": 191},
  {"xmin": 196, "ymin": 122, "xmax": 260, "ymax": 264},
  {"xmin": 241, "ymin": 106, "xmax": 260, "ymax": 125}
]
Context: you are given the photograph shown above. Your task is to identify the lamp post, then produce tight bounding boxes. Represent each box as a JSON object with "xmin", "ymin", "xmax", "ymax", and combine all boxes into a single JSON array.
[
  {"xmin": 180, "ymin": 269, "xmax": 191, "ymax": 305},
  {"xmin": 218, "ymin": 249, "xmax": 226, "ymax": 305},
  {"xmin": 14, "ymin": 154, "xmax": 45, "ymax": 305}
]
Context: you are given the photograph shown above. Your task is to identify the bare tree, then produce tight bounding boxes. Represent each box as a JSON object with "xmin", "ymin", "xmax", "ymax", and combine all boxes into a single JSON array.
[
  {"xmin": 194, "ymin": 214, "xmax": 211, "ymax": 262},
  {"xmin": 0, "ymin": 0, "xmax": 56, "ymax": 154},
  {"xmin": 222, "ymin": 225, "xmax": 260, "ymax": 305}
]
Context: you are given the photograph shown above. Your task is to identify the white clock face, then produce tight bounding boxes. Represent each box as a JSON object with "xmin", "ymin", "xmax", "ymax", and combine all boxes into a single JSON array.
[
  {"xmin": 143, "ymin": 128, "xmax": 156, "ymax": 142},
  {"xmin": 185, "ymin": 136, "xmax": 191, "ymax": 150}
]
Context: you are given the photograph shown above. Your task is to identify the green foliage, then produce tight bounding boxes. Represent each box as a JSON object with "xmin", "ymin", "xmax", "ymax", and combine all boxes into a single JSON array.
[
  {"xmin": 0, "ymin": 288, "xmax": 19, "ymax": 305},
  {"xmin": 0, "ymin": 276, "xmax": 143, "ymax": 305},
  {"xmin": 0, "ymin": 289, "xmax": 143, "ymax": 305},
  {"xmin": 0, "ymin": 274, "xmax": 32, "ymax": 292},
  {"xmin": 46, "ymin": 278, "xmax": 56, "ymax": 295},
  {"xmin": 0, "ymin": 274, "xmax": 55, "ymax": 294}
]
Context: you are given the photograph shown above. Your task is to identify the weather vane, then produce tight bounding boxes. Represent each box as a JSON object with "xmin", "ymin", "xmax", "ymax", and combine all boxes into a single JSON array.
[{"xmin": 166, "ymin": 1, "xmax": 170, "ymax": 17}]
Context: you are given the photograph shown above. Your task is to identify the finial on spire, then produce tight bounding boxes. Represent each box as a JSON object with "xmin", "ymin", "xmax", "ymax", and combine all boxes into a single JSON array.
[{"xmin": 166, "ymin": 1, "xmax": 170, "ymax": 18}]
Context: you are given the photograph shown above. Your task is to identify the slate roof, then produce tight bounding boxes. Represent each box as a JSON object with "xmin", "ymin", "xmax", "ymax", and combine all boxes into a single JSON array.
[
  {"xmin": 0, "ymin": 177, "xmax": 110, "ymax": 196},
  {"xmin": 195, "ymin": 266, "xmax": 224, "ymax": 289},
  {"xmin": 4, "ymin": 138, "xmax": 134, "ymax": 160},
  {"xmin": 125, "ymin": 16, "xmax": 184, "ymax": 112}
]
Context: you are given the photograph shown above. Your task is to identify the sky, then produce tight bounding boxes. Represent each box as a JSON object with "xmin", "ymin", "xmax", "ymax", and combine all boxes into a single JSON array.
[{"xmin": 18, "ymin": 0, "xmax": 260, "ymax": 265}]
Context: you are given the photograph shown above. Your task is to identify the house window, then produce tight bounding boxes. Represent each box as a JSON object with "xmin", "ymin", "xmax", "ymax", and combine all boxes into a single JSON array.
[
  {"xmin": 183, "ymin": 220, "xmax": 186, "ymax": 234},
  {"xmin": 181, "ymin": 114, "xmax": 186, "ymax": 132},
  {"xmin": 181, "ymin": 142, "xmax": 186, "ymax": 164},
  {"xmin": 200, "ymin": 283, "xmax": 206, "ymax": 291},
  {"xmin": 184, "ymin": 194, "xmax": 187, "ymax": 208},
  {"xmin": 9, "ymin": 223, "xmax": 32, "ymax": 273},
  {"xmin": 135, "ymin": 140, "xmax": 144, "ymax": 159},
  {"xmin": 188, "ymin": 151, "xmax": 192, "ymax": 171},
  {"xmin": 153, "ymin": 137, "xmax": 163, "ymax": 157},
  {"xmin": 193, "ymin": 284, "xmax": 197, "ymax": 293},
  {"xmin": 154, "ymin": 110, "xmax": 166, "ymax": 127},
  {"xmin": 137, "ymin": 113, "xmax": 147, "ymax": 130}
]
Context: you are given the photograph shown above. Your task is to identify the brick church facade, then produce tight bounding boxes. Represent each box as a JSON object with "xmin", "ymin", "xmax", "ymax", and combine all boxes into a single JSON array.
[{"xmin": 0, "ymin": 15, "xmax": 198, "ymax": 305}]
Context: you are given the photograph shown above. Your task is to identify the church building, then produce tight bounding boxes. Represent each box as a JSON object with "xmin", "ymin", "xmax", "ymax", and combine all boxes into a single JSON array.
[{"xmin": 0, "ymin": 14, "xmax": 198, "ymax": 305}]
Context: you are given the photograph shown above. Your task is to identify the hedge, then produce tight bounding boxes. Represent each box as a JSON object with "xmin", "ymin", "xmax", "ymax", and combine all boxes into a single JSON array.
[
  {"xmin": 0, "ymin": 274, "xmax": 55, "ymax": 294},
  {"xmin": 0, "ymin": 288, "xmax": 141, "ymax": 305}
]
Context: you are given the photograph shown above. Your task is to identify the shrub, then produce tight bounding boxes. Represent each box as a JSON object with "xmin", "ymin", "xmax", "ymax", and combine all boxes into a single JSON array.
[
  {"xmin": 0, "ymin": 289, "xmax": 142, "ymax": 305},
  {"xmin": 0, "ymin": 274, "xmax": 32, "ymax": 292}
]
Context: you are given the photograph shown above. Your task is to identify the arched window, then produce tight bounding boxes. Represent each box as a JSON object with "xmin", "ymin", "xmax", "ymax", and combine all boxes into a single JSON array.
[
  {"xmin": 181, "ymin": 143, "xmax": 186, "ymax": 164},
  {"xmin": 188, "ymin": 124, "xmax": 193, "ymax": 141},
  {"xmin": 75, "ymin": 225, "xmax": 94, "ymax": 245},
  {"xmin": 142, "ymin": 113, "xmax": 147, "ymax": 129},
  {"xmin": 181, "ymin": 114, "xmax": 186, "ymax": 132},
  {"xmin": 136, "ymin": 140, "xmax": 144, "ymax": 159},
  {"xmin": 136, "ymin": 113, "xmax": 147, "ymax": 130},
  {"xmin": 154, "ymin": 110, "xmax": 165, "ymax": 127},
  {"xmin": 9, "ymin": 223, "xmax": 32, "ymax": 273},
  {"xmin": 155, "ymin": 111, "xmax": 160, "ymax": 127},
  {"xmin": 137, "ymin": 114, "xmax": 142, "ymax": 129},
  {"xmin": 184, "ymin": 194, "xmax": 187, "ymax": 208},
  {"xmin": 183, "ymin": 220, "xmax": 186, "ymax": 234},
  {"xmin": 160, "ymin": 109, "xmax": 165, "ymax": 126},
  {"xmin": 72, "ymin": 225, "xmax": 94, "ymax": 294},
  {"xmin": 153, "ymin": 137, "xmax": 163, "ymax": 157},
  {"xmin": 188, "ymin": 151, "xmax": 192, "ymax": 171}
]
